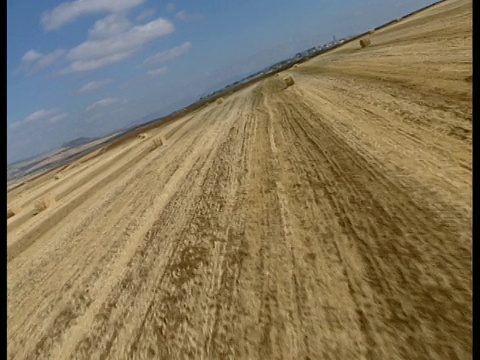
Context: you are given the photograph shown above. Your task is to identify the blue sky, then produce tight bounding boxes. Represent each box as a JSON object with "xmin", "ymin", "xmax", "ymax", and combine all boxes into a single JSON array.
[{"xmin": 7, "ymin": 0, "xmax": 437, "ymax": 164}]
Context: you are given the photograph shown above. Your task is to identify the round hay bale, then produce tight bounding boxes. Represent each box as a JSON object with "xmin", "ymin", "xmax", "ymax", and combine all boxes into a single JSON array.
[
  {"xmin": 368, "ymin": 29, "xmax": 375, "ymax": 35},
  {"xmin": 7, "ymin": 206, "xmax": 22, "ymax": 219},
  {"xmin": 54, "ymin": 174, "xmax": 62, "ymax": 180},
  {"xmin": 151, "ymin": 136, "xmax": 164, "ymax": 150},
  {"xmin": 283, "ymin": 75, "xmax": 295, "ymax": 88},
  {"xmin": 137, "ymin": 133, "xmax": 148, "ymax": 139},
  {"xmin": 33, "ymin": 193, "xmax": 56, "ymax": 215},
  {"xmin": 216, "ymin": 97, "xmax": 224, "ymax": 105},
  {"xmin": 360, "ymin": 38, "xmax": 371, "ymax": 48}
]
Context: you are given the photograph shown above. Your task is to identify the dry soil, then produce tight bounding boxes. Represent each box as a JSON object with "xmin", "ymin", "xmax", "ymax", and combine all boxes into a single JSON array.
[{"xmin": 7, "ymin": 0, "xmax": 471, "ymax": 359}]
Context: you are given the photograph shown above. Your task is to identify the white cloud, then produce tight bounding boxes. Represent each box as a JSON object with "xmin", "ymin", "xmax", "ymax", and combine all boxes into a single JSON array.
[
  {"xmin": 143, "ymin": 41, "xmax": 191, "ymax": 66},
  {"xmin": 49, "ymin": 113, "xmax": 69, "ymax": 123},
  {"xmin": 89, "ymin": 14, "xmax": 132, "ymax": 39},
  {"xmin": 166, "ymin": 3, "xmax": 176, "ymax": 12},
  {"xmin": 9, "ymin": 122, "xmax": 23, "ymax": 130},
  {"xmin": 68, "ymin": 18, "xmax": 173, "ymax": 59},
  {"xmin": 10, "ymin": 108, "xmax": 68, "ymax": 129},
  {"xmin": 136, "ymin": 8, "xmax": 156, "ymax": 21},
  {"xmin": 62, "ymin": 53, "xmax": 132, "ymax": 74},
  {"xmin": 175, "ymin": 10, "xmax": 203, "ymax": 21},
  {"xmin": 25, "ymin": 108, "xmax": 59, "ymax": 123},
  {"xmin": 22, "ymin": 50, "xmax": 42, "ymax": 63},
  {"xmin": 41, "ymin": 0, "xmax": 144, "ymax": 31},
  {"xmin": 78, "ymin": 78, "xmax": 113, "ymax": 93},
  {"xmin": 86, "ymin": 97, "xmax": 119, "ymax": 112},
  {"xmin": 36, "ymin": 50, "xmax": 66, "ymax": 68},
  {"xmin": 147, "ymin": 66, "xmax": 168, "ymax": 77},
  {"xmin": 20, "ymin": 49, "xmax": 65, "ymax": 72},
  {"xmin": 61, "ymin": 17, "xmax": 174, "ymax": 74}
]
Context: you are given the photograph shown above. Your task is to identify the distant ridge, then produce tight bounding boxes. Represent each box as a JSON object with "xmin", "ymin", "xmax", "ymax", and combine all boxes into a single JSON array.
[{"xmin": 61, "ymin": 137, "xmax": 92, "ymax": 149}]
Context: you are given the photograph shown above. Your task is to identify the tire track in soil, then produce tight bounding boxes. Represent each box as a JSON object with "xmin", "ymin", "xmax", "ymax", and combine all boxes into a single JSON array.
[
  {"xmin": 8, "ymin": 102, "xmax": 229, "ymax": 360},
  {"xmin": 273, "ymin": 90, "xmax": 471, "ymax": 359},
  {"xmin": 223, "ymin": 92, "xmax": 307, "ymax": 360},
  {"xmin": 8, "ymin": 137, "xmax": 190, "ymax": 359},
  {"xmin": 8, "ymin": 140, "xmax": 173, "ymax": 311},
  {"xmin": 7, "ymin": 144, "xmax": 155, "ymax": 262},
  {"xmin": 293, "ymin": 77, "xmax": 471, "ymax": 221},
  {"xmin": 52, "ymin": 97, "xmax": 250, "ymax": 359},
  {"xmin": 7, "ymin": 140, "xmax": 141, "ymax": 235},
  {"xmin": 119, "ymin": 99, "xmax": 254, "ymax": 360},
  {"xmin": 261, "ymin": 89, "xmax": 372, "ymax": 359}
]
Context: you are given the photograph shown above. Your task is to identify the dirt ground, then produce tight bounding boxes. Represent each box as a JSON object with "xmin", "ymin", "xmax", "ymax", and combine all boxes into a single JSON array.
[{"xmin": 7, "ymin": 0, "xmax": 471, "ymax": 359}]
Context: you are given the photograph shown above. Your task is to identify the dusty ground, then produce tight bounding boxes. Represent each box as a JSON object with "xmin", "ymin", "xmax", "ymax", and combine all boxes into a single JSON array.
[{"xmin": 7, "ymin": 0, "xmax": 471, "ymax": 359}]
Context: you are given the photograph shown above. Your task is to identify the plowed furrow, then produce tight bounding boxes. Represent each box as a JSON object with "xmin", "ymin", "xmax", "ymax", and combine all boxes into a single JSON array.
[{"xmin": 274, "ymin": 92, "xmax": 470, "ymax": 359}]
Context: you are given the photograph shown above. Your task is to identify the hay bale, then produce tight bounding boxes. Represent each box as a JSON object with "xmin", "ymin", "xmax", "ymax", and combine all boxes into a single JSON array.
[
  {"xmin": 7, "ymin": 206, "xmax": 22, "ymax": 219},
  {"xmin": 283, "ymin": 75, "xmax": 295, "ymax": 88},
  {"xmin": 33, "ymin": 193, "xmax": 55, "ymax": 215},
  {"xmin": 54, "ymin": 174, "xmax": 62, "ymax": 180},
  {"xmin": 395, "ymin": 18, "xmax": 402, "ymax": 23},
  {"xmin": 216, "ymin": 98, "xmax": 224, "ymax": 105},
  {"xmin": 151, "ymin": 136, "xmax": 164, "ymax": 150},
  {"xmin": 368, "ymin": 29, "xmax": 375, "ymax": 35},
  {"xmin": 360, "ymin": 38, "xmax": 371, "ymax": 48},
  {"xmin": 137, "ymin": 133, "xmax": 148, "ymax": 139}
]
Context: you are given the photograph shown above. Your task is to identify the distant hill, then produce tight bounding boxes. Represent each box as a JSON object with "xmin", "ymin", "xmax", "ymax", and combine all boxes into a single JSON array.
[
  {"xmin": 7, "ymin": 135, "xmax": 112, "ymax": 186},
  {"xmin": 61, "ymin": 137, "xmax": 92, "ymax": 149}
]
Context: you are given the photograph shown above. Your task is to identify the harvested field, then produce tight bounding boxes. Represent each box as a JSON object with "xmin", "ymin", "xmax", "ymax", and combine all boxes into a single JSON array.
[{"xmin": 7, "ymin": 0, "xmax": 471, "ymax": 359}]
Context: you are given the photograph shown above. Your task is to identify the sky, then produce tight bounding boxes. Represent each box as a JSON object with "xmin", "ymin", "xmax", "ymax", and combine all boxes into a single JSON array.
[{"xmin": 7, "ymin": 0, "xmax": 437, "ymax": 164}]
